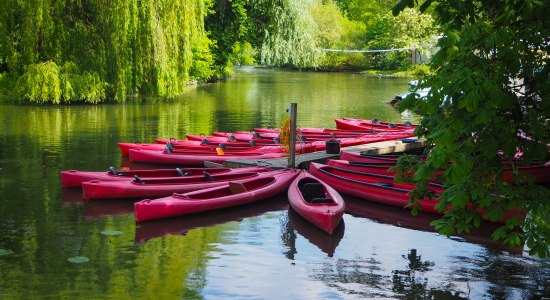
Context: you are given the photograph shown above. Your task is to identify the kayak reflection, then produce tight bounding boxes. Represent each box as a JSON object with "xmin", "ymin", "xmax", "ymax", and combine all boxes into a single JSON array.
[
  {"xmin": 286, "ymin": 207, "xmax": 345, "ymax": 257},
  {"xmin": 134, "ymin": 195, "xmax": 289, "ymax": 243},
  {"xmin": 344, "ymin": 196, "xmax": 524, "ymax": 254}
]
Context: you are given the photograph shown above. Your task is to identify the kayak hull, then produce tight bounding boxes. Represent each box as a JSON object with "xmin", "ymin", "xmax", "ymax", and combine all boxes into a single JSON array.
[
  {"xmin": 60, "ymin": 166, "xmax": 267, "ymax": 188},
  {"xmin": 82, "ymin": 167, "xmax": 271, "ymax": 200},
  {"xmin": 287, "ymin": 170, "xmax": 345, "ymax": 235},
  {"xmin": 128, "ymin": 148, "xmax": 287, "ymax": 165},
  {"xmin": 134, "ymin": 169, "xmax": 300, "ymax": 222}
]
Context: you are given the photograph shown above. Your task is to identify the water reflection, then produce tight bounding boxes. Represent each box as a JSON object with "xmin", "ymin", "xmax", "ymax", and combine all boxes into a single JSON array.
[
  {"xmin": 284, "ymin": 208, "xmax": 345, "ymax": 258},
  {"xmin": 0, "ymin": 69, "xmax": 548, "ymax": 299},
  {"xmin": 391, "ymin": 249, "xmax": 465, "ymax": 299},
  {"xmin": 344, "ymin": 196, "xmax": 524, "ymax": 254},
  {"xmin": 135, "ymin": 196, "xmax": 289, "ymax": 243}
]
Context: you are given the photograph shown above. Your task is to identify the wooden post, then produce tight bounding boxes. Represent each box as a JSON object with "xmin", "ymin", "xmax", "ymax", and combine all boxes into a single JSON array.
[{"xmin": 288, "ymin": 103, "xmax": 297, "ymax": 168}]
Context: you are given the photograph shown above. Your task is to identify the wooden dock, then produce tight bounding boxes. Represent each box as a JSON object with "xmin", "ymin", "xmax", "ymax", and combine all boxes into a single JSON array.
[{"xmin": 206, "ymin": 138, "xmax": 426, "ymax": 169}]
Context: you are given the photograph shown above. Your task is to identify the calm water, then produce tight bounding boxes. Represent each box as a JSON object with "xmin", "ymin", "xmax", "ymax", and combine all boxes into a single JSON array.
[{"xmin": 0, "ymin": 68, "xmax": 548, "ymax": 299}]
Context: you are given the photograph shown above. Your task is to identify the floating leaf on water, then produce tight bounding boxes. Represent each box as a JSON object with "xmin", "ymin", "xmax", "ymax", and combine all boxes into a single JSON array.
[
  {"xmin": 0, "ymin": 248, "xmax": 14, "ymax": 256},
  {"xmin": 101, "ymin": 230, "xmax": 122, "ymax": 236},
  {"xmin": 68, "ymin": 256, "xmax": 89, "ymax": 264}
]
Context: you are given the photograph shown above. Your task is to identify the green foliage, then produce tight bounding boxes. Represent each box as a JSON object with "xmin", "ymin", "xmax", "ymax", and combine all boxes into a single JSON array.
[
  {"xmin": 230, "ymin": 42, "xmax": 257, "ymax": 66},
  {"xmin": 16, "ymin": 61, "xmax": 62, "ymax": 104},
  {"xmin": 259, "ymin": 0, "xmax": 323, "ymax": 68},
  {"xmin": 1, "ymin": 0, "xmax": 216, "ymax": 102},
  {"xmin": 394, "ymin": 0, "xmax": 550, "ymax": 257},
  {"xmin": 15, "ymin": 61, "xmax": 106, "ymax": 104}
]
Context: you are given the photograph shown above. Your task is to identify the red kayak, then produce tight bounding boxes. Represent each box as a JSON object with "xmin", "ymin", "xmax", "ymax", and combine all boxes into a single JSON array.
[
  {"xmin": 339, "ymin": 152, "xmax": 550, "ymax": 183},
  {"xmin": 287, "ymin": 170, "xmax": 345, "ymax": 235},
  {"xmin": 155, "ymin": 138, "xmax": 251, "ymax": 146},
  {"xmin": 335, "ymin": 118, "xmax": 416, "ymax": 132},
  {"xmin": 128, "ymin": 148, "xmax": 288, "ymax": 165},
  {"xmin": 188, "ymin": 133, "xmax": 277, "ymax": 144},
  {"xmin": 327, "ymin": 159, "xmax": 397, "ymax": 176},
  {"xmin": 118, "ymin": 141, "xmax": 268, "ymax": 156},
  {"xmin": 308, "ymin": 162, "xmax": 445, "ymax": 214},
  {"xmin": 134, "ymin": 168, "xmax": 300, "ymax": 222},
  {"xmin": 82, "ymin": 168, "xmax": 272, "ymax": 200},
  {"xmin": 60, "ymin": 166, "xmax": 269, "ymax": 188},
  {"xmin": 340, "ymin": 151, "xmax": 407, "ymax": 163},
  {"xmin": 309, "ymin": 163, "xmax": 524, "ymax": 221}
]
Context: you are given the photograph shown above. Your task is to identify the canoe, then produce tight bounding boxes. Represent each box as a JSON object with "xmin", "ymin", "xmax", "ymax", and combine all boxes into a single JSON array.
[
  {"xmin": 339, "ymin": 152, "xmax": 550, "ymax": 183},
  {"xmin": 128, "ymin": 148, "xmax": 287, "ymax": 165},
  {"xmin": 187, "ymin": 133, "xmax": 277, "ymax": 145},
  {"xmin": 339, "ymin": 151, "xmax": 408, "ymax": 163},
  {"xmin": 327, "ymin": 159, "xmax": 397, "ymax": 176},
  {"xmin": 335, "ymin": 118, "xmax": 416, "ymax": 132},
  {"xmin": 213, "ymin": 131, "xmax": 279, "ymax": 139},
  {"xmin": 156, "ymin": 138, "xmax": 258, "ymax": 147},
  {"xmin": 60, "ymin": 166, "xmax": 269, "ymax": 188},
  {"xmin": 118, "ymin": 141, "xmax": 267, "ymax": 156},
  {"xmin": 308, "ymin": 162, "xmax": 445, "ymax": 214},
  {"xmin": 82, "ymin": 168, "xmax": 273, "ymax": 200},
  {"xmin": 309, "ymin": 163, "xmax": 525, "ymax": 221},
  {"xmin": 134, "ymin": 168, "xmax": 300, "ymax": 222},
  {"xmin": 287, "ymin": 170, "xmax": 345, "ymax": 234},
  {"xmin": 336, "ymin": 117, "xmax": 416, "ymax": 129}
]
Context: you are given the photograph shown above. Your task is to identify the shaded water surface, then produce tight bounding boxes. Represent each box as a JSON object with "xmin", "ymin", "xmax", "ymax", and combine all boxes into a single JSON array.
[{"xmin": 0, "ymin": 68, "xmax": 548, "ymax": 299}]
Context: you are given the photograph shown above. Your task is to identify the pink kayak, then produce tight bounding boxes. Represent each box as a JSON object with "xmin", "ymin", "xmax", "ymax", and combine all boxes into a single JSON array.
[
  {"xmin": 82, "ymin": 168, "xmax": 272, "ymax": 200},
  {"xmin": 308, "ymin": 162, "xmax": 444, "ymax": 214},
  {"xmin": 134, "ymin": 168, "xmax": 300, "ymax": 222},
  {"xmin": 118, "ymin": 140, "xmax": 266, "ymax": 156},
  {"xmin": 60, "ymin": 166, "xmax": 269, "ymax": 188},
  {"xmin": 287, "ymin": 170, "xmax": 345, "ymax": 235},
  {"xmin": 335, "ymin": 118, "xmax": 416, "ymax": 132},
  {"xmin": 128, "ymin": 148, "xmax": 288, "ymax": 165},
  {"xmin": 327, "ymin": 159, "xmax": 397, "ymax": 176}
]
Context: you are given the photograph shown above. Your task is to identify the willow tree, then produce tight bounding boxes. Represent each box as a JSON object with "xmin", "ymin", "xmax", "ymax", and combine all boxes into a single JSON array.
[
  {"xmin": 0, "ymin": 0, "xmax": 215, "ymax": 103},
  {"xmin": 258, "ymin": 0, "xmax": 323, "ymax": 68},
  {"xmin": 393, "ymin": 0, "xmax": 550, "ymax": 257}
]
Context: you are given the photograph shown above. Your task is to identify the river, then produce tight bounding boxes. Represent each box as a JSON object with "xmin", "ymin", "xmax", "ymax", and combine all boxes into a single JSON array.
[{"xmin": 0, "ymin": 68, "xmax": 548, "ymax": 299}]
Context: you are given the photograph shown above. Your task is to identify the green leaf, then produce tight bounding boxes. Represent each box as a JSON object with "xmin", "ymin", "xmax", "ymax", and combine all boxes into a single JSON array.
[
  {"xmin": 448, "ymin": 193, "xmax": 469, "ymax": 208},
  {"xmin": 474, "ymin": 109, "xmax": 490, "ymax": 124},
  {"xmin": 444, "ymin": 162, "xmax": 467, "ymax": 184},
  {"xmin": 68, "ymin": 256, "xmax": 89, "ymax": 264},
  {"xmin": 491, "ymin": 226, "xmax": 508, "ymax": 241}
]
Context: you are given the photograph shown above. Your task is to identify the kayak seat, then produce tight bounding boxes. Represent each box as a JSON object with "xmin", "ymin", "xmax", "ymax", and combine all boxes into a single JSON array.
[
  {"xmin": 302, "ymin": 183, "xmax": 325, "ymax": 203},
  {"xmin": 311, "ymin": 198, "xmax": 333, "ymax": 204},
  {"xmin": 204, "ymin": 172, "xmax": 214, "ymax": 181},
  {"xmin": 374, "ymin": 182, "xmax": 392, "ymax": 187},
  {"xmin": 229, "ymin": 182, "xmax": 247, "ymax": 194}
]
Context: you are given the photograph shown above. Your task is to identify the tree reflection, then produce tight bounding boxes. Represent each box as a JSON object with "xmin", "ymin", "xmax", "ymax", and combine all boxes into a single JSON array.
[
  {"xmin": 279, "ymin": 212, "xmax": 297, "ymax": 260},
  {"xmin": 391, "ymin": 249, "xmax": 464, "ymax": 299}
]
